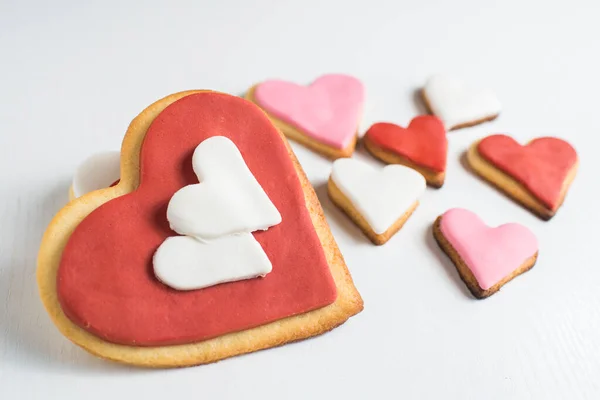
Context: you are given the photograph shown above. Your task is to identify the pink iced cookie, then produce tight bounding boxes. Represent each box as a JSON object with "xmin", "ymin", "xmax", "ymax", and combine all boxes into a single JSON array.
[
  {"xmin": 434, "ymin": 208, "xmax": 539, "ymax": 299},
  {"xmin": 248, "ymin": 74, "xmax": 364, "ymax": 159}
]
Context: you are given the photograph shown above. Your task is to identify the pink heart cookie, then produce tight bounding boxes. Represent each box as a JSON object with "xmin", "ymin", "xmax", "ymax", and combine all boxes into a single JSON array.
[
  {"xmin": 249, "ymin": 74, "xmax": 364, "ymax": 158},
  {"xmin": 434, "ymin": 208, "xmax": 538, "ymax": 298}
]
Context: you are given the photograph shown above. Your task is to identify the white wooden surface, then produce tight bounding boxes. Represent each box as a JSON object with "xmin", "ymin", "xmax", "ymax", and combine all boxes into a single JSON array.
[{"xmin": 1, "ymin": 1, "xmax": 599, "ymax": 398}]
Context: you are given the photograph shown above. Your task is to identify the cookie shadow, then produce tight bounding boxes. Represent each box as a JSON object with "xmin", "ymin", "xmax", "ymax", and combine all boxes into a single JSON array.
[
  {"xmin": 313, "ymin": 182, "xmax": 372, "ymax": 246},
  {"xmin": 423, "ymin": 224, "xmax": 473, "ymax": 299},
  {"xmin": 412, "ymin": 88, "xmax": 430, "ymax": 115},
  {"xmin": 0, "ymin": 180, "xmax": 140, "ymax": 374}
]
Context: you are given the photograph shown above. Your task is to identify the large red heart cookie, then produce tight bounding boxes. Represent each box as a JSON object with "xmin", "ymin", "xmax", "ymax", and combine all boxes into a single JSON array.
[
  {"xmin": 363, "ymin": 115, "xmax": 447, "ymax": 187},
  {"xmin": 37, "ymin": 91, "xmax": 363, "ymax": 367},
  {"xmin": 468, "ymin": 134, "xmax": 578, "ymax": 219}
]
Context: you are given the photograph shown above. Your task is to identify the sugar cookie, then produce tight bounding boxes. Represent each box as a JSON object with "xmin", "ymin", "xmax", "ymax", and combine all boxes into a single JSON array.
[
  {"xmin": 37, "ymin": 91, "xmax": 363, "ymax": 368},
  {"xmin": 246, "ymin": 74, "xmax": 364, "ymax": 159},
  {"xmin": 433, "ymin": 208, "xmax": 538, "ymax": 299},
  {"xmin": 466, "ymin": 134, "xmax": 578, "ymax": 220},
  {"xmin": 328, "ymin": 159, "xmax": 425, "ymax": 245},
  {"xmin": 70, "ymin": 151, "xmax": 120, "ymax": 200},
  {"xmin": 363, "ymin": 116, "xmax": 447, "ymax": 187},
  {"xmin": 422, "ymin": 75, "xmax": 501, "ymax": 130}
]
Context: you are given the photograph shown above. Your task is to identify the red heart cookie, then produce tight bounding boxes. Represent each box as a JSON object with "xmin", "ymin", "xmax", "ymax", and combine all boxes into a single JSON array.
[
  {"xmin": 474, "ymin": 134, "xmax": 578, "ymax": 217},
  {"xmin": 363, "ymin": 115, "xmax": 447, "ymax": 187},
  {"xmin": 55, "ymin": 92, "xmax": 344, "ymax": 348}
]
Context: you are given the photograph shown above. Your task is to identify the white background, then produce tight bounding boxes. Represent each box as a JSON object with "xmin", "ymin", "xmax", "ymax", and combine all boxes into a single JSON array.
[{"xmin": 1, "ymin": 0, "xmax": 599, "ymax": 399}]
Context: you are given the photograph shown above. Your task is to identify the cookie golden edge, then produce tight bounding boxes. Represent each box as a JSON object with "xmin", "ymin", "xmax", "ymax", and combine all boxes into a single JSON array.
[
  {"xmin": 465, "ymin": 140, "xmax": 579, "ymax": 221},
  {"xmin": 421, "ymin": 89, "xmax": 499, "ymax": 131},
  {"xmin": 362, "ymin": 136, "xmax": 445, "ymax": 188},
  {"xmin": 245, "ymin": 85, "xmax": 357, "ymax": 160},
  {"xmin": 432, "ymin": 216, "xmax": 537, "ymax": 299},
  {"xmin": 37, "ymin": 90, "xmax": 363, "ymax": 368},
  {"xmin": 327, "ymin": 177, "xmax": 418, "ymax": 245}
]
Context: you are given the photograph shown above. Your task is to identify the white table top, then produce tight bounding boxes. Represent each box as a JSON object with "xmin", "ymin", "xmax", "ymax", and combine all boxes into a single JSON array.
[{"xmin": 1, "ymin": 0, "xmax": 599, "ymax": 398}]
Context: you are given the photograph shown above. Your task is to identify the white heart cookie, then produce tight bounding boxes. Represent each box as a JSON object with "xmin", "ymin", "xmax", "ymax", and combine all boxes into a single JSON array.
[
  {"xmin": 71, "ymin": 151, "xmax": 120, "ymax": 199},
  {"xmin": 423, "ymin": 75, "xmax": 501, "ymax": 130},
  {"xmin": 167, "ymin": 136, "xmax": 282, "ymax": 239},
  {"xmin": 153, "ymin": 234, "xmax": 272, "ymax": 291},
  {"xmin": 331, "ymin": 159, "xmax": 426, "ymax": 234}
]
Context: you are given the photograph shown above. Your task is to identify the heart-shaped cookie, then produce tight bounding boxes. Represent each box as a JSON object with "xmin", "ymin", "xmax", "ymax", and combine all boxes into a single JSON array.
[
  {"xmin": 433, "ymin": 208, "xmax": 538, "ymax": 299},
  {"xmin": 247, "ymin": 74, "xmax": 364, "ymax": 159},
  {"xmin": 422, "ymin": 75, "xmax": 501, "ymax": 130},
  {"xmin": 167, "ymin": 136, "xmax": 281, "ymax": 239},
  {"xmin": 467, "ymin": 134, "xmax": 578, "ymax": 220},
  {"xmin": 328, "ymin": 159, "xmax": 426, "ymax": 245},
  {"xmin": 38, "ymin": 91, "xmax": 363, "ymax": 367},
  {"xmin": 363, "ymin": 115, "xmax": 447, "ymax": 187},
  {"xmin": 70, "ymin": 151, "xmax": 120, "ymax": 200}
]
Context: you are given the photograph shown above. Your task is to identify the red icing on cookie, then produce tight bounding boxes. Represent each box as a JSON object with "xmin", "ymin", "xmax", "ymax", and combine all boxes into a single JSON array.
[
  {"xmin": 477, "ymin": 134, "xmax": 577, "ymax": 210},
  {"xmin": 57, "ymin": 93, "xmax": 337, "ymax": 346},
  {"xmin": 365, "ymin": 116, "xmax": 447, "ymax": 172}
]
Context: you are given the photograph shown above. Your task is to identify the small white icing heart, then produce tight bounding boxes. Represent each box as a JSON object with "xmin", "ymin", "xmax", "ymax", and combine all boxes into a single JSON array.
[
  {"xmin": 71, "ymin": 151, "xmax": 120, "ymax": 199},
  {"xmin": 153, "ymin": 234, "xmax": 272, "ymax": 291},
  {"xmin": 167, "ymin": 136, "xmax": 282, "ymax": 239},
  {"xmin": 423, "ymin": 75, "xmax": 501, "ymax": 130},
  {"xmin": 331, "ymin": 159, "xmax": 426, "ymax": 234},
  {"xmin": 154, "ymin": 136, "xmax": 282, "ymax": 291}
]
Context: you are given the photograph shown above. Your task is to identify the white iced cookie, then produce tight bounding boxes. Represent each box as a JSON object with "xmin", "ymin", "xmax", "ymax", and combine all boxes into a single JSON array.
[
  {"xmin": 70, "ymin": 151, "xmax": 120, "ymax": 200},
  {"xmin": 153, "ymin": 136, "xmax": 281, "ymax": 291},
  {"xmin": 328, "ymin": 158, "xmax": 426, "ymax": 245},
  {"xmin": 422, "ymin": 75, "xmax": 501, "ymax": 130}
]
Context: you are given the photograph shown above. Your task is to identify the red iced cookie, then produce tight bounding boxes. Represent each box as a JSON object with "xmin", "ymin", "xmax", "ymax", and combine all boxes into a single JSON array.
[
  {"xmin": 470, "ymin": 134, "xmax": 578, "ymax": 219},
  {"xmin": 363, "ymin": 115, "xmax": 447, "ymax": 187},
  {"xmin": 55, "ymin": 92, "xmax": 346, "ymax": 348}
]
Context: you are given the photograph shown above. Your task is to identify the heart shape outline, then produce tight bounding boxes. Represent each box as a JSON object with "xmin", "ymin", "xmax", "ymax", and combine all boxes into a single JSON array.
[
  {"xmin": 437, "ymin": 208, "xmax": 538, "ymax": 292},
  {"xmin": 423, "ymin": 75, "xmax": 501, "ymax": 130},
  {"xmin": 471, "ymin": 134, "xmax": 578, "ymax": 217},
  {"xmin": 252, "ymin": 74, "xmax": 364, "ymax": 150},
  {"xmin": 36, "ymin": 91, "xmax": 362, "ymax": 367},
  {"xmin": 364, "ymin": 115, "xmax": 447, "ymax": 187},
  {"xmin": 330, "ymin": 158, "xmax": 426, "ymax": 235}
]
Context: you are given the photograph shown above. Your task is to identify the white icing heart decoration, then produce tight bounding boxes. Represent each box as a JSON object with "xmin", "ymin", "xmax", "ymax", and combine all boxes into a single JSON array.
[
  {"xmin": 331, "ymin": 159, "xmax": 426, "ymax": 234},
  {"xmin": 71, "ymin": 151, "xmax": 120, "ymax": 199},
  {"xmin": 154, "ymin": 235, "xmax": 272, "ymax": 291},
  {"xmin": 153, "ymin": 136, "xmax": 282, "ymax": 291},
  {"xmin": 423, "ymin": 75, "xmax": 501, "ymax": 130},
  {"xmin": 167, "ymin": 136, "xmax": 281, "ymax": 239}
]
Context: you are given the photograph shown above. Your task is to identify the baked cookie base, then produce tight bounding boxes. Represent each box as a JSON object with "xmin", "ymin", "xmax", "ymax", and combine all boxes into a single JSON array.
[
  {"xmin": 37, "ymin": 90, "xmax": 363, "ymax": 368},
  {"xmin": 245, "ymin": 85, "xmax": 357, "ymax": 160},
  {"xmin": 421, "ymin": 90, "xmax": 499, "ymax": 131},
  {"xmin": 363, "ymin": 136, "xmax": 445, "ymax": 188},
  {"xmin": 466, "ymin": 141, "xmax": 578, "ymax": 220},
  {"xmin": 433, "ymin": 216, "xmax": 537, "ymax": 299},
  {"xmin": 327, "ymin": 177, "xmax": 418, "ymax": 245}
]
